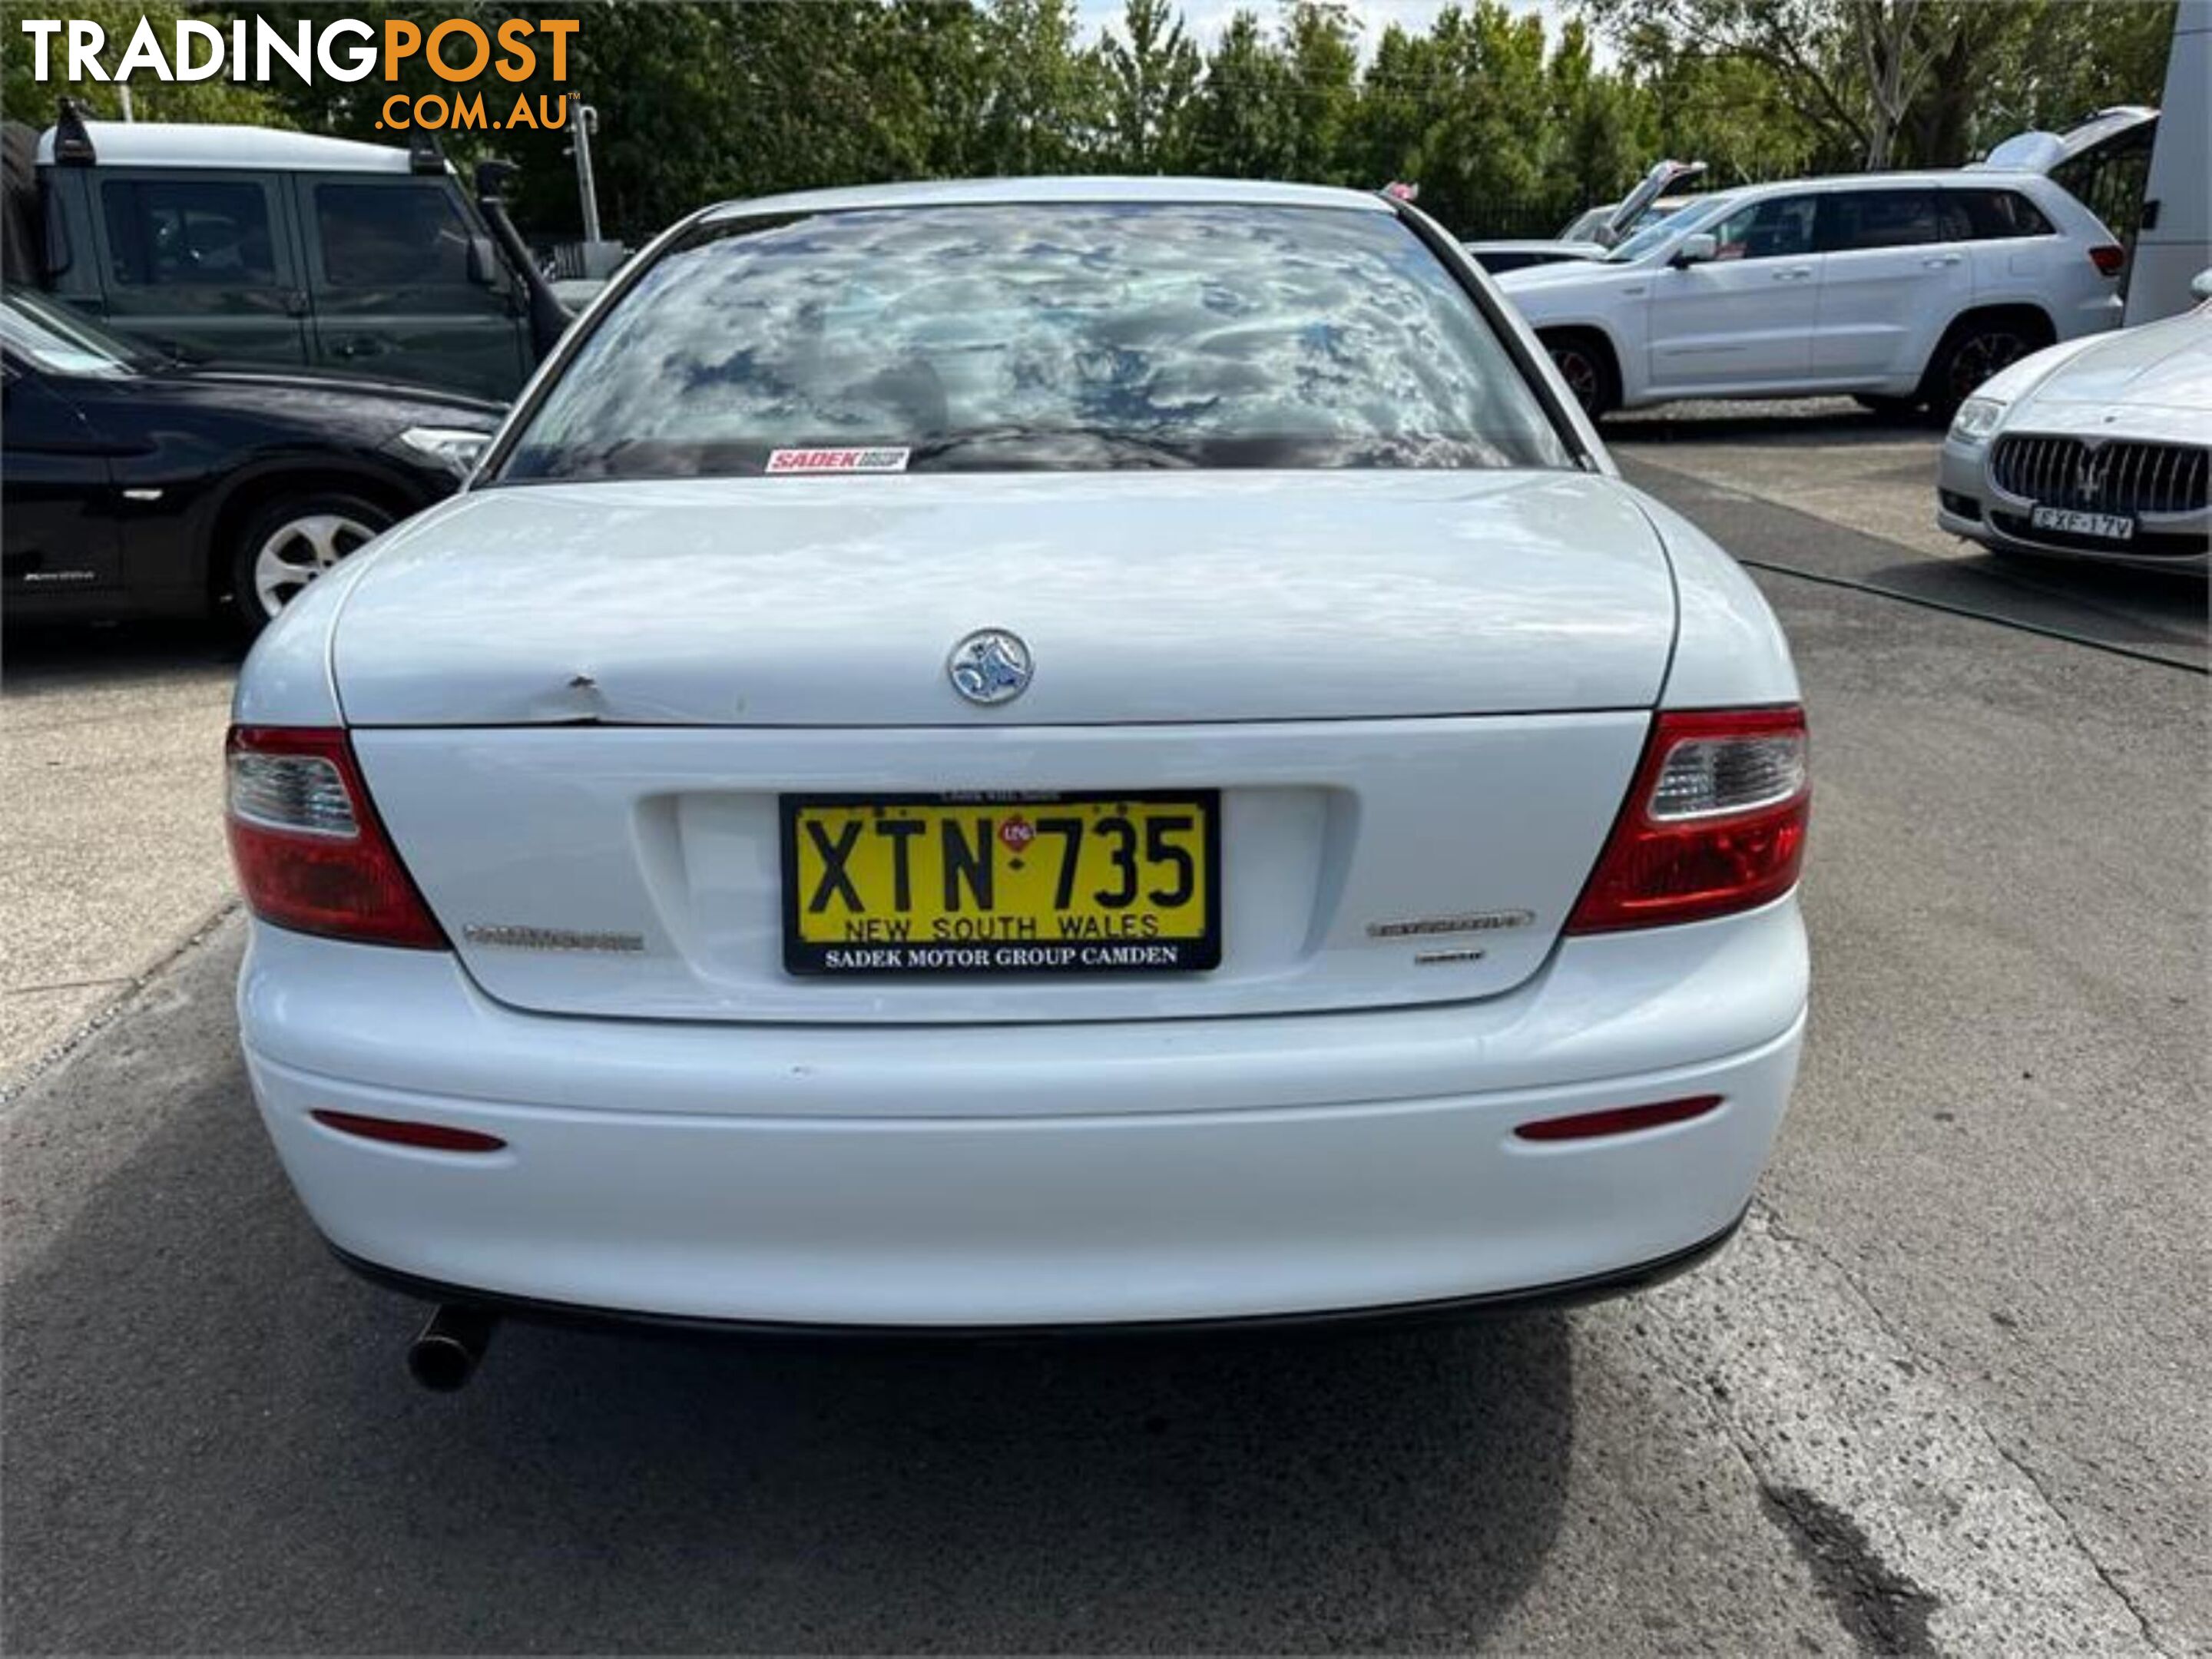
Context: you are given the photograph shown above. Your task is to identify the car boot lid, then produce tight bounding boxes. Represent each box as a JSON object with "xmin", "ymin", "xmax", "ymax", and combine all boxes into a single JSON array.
[{"xmin": 327, "ymin": 469, "xmax": 1680, "ymax": 728}]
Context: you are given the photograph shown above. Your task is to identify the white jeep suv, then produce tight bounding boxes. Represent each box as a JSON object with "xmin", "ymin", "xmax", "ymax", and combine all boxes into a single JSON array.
[{"xmin": 1495, "ymin": 172, "xmax": 2124, "ymax": 419}]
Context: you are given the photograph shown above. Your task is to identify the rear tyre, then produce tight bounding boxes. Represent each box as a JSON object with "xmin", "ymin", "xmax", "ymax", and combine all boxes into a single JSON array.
[
  {"xmin": 226, "ymin": 493, "xmax": 393, "ymax": 634},
  {"xmin": 1920, "ymin": 316, "xmax": 2047, "ymax": 421},
  {"xmin": 1541, "ymin": 331, "xmax": 1618, "ymax": 420}
]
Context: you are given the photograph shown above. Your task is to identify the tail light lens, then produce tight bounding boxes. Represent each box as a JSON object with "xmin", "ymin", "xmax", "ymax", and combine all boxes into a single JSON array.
[
  {"xmin": 226, "ymin": 726, "xmax": 447, "ymax": 949},
  {"xmin": 2088, "ymin": 243, "xmax": 2125, "ymax": 276},
  {"xmin": 1567, "ymin": 706, "xmax": 1809, "ymax": 933}
]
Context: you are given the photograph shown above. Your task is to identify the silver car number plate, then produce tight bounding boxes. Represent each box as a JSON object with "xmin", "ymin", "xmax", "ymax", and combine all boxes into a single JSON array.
[{"xmin": 2032, "ymin": 505, "xmax": 2135, "ymax": 541}]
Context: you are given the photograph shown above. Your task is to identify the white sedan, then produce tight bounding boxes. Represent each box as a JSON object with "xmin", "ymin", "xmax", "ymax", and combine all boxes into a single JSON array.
[
  {"xmin": 227, "ymin": 178, "xmax": 1811, "ymax": 1387},
  {"xmin": 1938, "ymin": 275, "xmax": 2210, "ymax": 574}
]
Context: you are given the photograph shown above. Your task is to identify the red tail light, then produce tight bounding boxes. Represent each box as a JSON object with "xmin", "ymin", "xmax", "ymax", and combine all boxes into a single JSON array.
[
  {"xmin": 1567, "ymin": 706, "xmax": 1809, "ymax": 933},
  {"xmin": 2088, "ymin": 243, "xmax": 2125, "ymax": 276},
  {"xmin": 226, "ymin": 726, "xmax": 447, "ymax": 949}
]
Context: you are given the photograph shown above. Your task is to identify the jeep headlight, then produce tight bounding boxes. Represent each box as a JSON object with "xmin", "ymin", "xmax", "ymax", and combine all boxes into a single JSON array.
[
  {"xmin": 1949, "ymin": 397, "xmax": 2007, "ymax": 445},
  {"xmin": 396, "ymin": 426, "xmax": 492, "ymax": 479}
]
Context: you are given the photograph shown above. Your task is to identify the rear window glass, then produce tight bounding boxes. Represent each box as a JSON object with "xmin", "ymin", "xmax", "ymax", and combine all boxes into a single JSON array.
[
  {"xmin": 1940, "ymin": 189, "xmax": 2057, "ymax": 240},
  {"xmin": 497, "ymin": 203, "xmax": 1571, "ymax": 481},
  {"xmin": 100, "ymin": 179, "xmax": 276, "ymax": 288}
]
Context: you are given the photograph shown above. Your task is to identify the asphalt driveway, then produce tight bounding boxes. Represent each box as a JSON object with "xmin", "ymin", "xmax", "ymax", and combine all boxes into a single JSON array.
[{"xmin": 3, "ymin": 404, "xmax": 2203, "ymax": 1654}]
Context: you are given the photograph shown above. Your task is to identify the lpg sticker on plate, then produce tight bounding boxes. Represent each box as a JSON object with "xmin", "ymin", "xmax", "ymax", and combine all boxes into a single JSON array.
[{"xmin": 765, "ymin": 446, "xmax": 911, "ymax": 475}]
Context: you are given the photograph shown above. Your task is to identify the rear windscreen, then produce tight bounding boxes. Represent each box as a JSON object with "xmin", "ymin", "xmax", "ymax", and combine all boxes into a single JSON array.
[{"xmin": 497, "ymin": 202, "xmax": 1572, "ymax": 481}]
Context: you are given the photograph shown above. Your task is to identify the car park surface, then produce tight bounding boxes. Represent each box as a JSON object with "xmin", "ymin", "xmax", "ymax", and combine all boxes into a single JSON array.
[
  {"xmin": 0, "ymin": 624, "xmax": 236, "ymax": 1080},
  {"xmin": 4, "ymin": 398, "xmax": 2204, "ymax": 1653}
]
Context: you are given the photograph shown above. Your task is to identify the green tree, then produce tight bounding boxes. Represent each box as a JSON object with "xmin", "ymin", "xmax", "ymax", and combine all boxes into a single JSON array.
[
  {"xmin": 1581, "ymin": 0, "xmax": 1906, "ymax": 165},
  {"xmin": 1416, "ymin": 2, "xmax": 1556, "ymax": 227},
  {"xmin": 2, "ymin": 1, "xmax": 286, "ymax": 127},
  {"xmin": 1350, "ymin": 22, "xmax": 1444, "ymax": 190},
  {"xmin": 1277, "ymin": 0, "xmax": 1359, "ymax": 184},
  {"xmin": 1614, "ymin": 17, "xmax": 1826, "ymax": 181},
  {"xmin": 8, "ymin": 0, "xmax": 2165, "ymax": 251},
  {"xmin": 1094, "ymin": 0, "xmax": 1200, "ymax": 171},
  {"xmin": 976, "ymin": 0, "xmax": 1097, "ymax": 174},
  {"xmin": 1581, "ymin": 0, "xmax": 2174, "ymax": 171},
  {"xmin": 1186, "ymin": 9, "xmax": 1298, "ymax": 179},
  {"xmin": 1545, "ymin": 17, "xmax": 1651, "ymax": 204},
  {"xmin": 1909, "ymin": 0, "xmax": 2174, "ymax": 164}
]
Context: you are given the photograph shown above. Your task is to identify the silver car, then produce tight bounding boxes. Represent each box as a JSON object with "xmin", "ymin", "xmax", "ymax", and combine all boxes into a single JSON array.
[{"xmin": 1939, "ymin": 273, "xmax": 2210, "ymax": 574}]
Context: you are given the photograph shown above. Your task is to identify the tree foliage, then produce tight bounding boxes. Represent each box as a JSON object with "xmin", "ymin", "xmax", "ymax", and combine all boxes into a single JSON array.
[
  {"xmin": 1581, "ymin": 0, "xmax": 2176, "ymax": 169},
  {"xmin": 1, "ymin": 0, "xmax": 2176, "ymax": 243},
  {"xmin": 1, "ymin": 0, "xmax": 286, "ymax": 125},
  {"xmin": 1095, "ymin": 0, "xmax": 1199, "ymax": 170}
]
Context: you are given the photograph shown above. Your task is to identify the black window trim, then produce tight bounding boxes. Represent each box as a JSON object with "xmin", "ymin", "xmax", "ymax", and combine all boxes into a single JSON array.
[
  {"xmin": 41, "ymin": 186, "xmax": 71, "ymax": 279},
  {"xmin": 1388, "ymin": 197, "xmax": 1601, "ymax": 471},
  {"xmin": 474, "ymin": 197, "xmax": 1598, "ymax": 488}
]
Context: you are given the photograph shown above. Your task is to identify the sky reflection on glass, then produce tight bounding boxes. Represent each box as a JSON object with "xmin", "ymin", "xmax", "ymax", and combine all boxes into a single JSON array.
[{"xmin": 503, "ymin": 204, "xmax": 1571, "ymax": 481}]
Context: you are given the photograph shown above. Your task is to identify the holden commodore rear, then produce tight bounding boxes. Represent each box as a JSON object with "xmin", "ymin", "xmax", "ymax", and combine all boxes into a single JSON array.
[{"xmin": 229, "ymin": 180, "xmax": 1810, "ymax": 1383}]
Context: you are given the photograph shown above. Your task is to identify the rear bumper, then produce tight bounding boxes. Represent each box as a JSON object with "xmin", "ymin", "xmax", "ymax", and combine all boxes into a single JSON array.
[
  {"xmin": 329, "ymin": 1207, "xmax": 1750, "ymax": 1338},
  {"xmin": 240, "ymin": 899, "xmax": 1808, "ymax": 1327}
]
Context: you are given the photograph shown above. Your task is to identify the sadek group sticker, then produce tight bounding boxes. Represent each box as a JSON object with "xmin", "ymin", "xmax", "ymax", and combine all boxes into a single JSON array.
[{"xmin": 765, "ymin": 447, "xmax": 911, "ymax": 475}]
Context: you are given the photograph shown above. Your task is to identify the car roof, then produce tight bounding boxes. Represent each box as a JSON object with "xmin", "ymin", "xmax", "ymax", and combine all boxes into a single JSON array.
[
  {"xmin": 1463, "ymin": 240, "xmax": 1602, "ymax": 254},
  {"xmin": 36, "ymin": 120, "xmax": 416, "ymax": 174},
  {"xmin": 700, "ymin": 176, "xmax": 1395, "ymax": 223},
  {"xmin": 1733, "ymin": 169, "xmax": 2053, "ymax": 194}
]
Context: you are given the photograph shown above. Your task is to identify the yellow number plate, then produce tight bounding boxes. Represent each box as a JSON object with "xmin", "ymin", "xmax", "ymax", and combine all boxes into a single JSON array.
[{"xmin": 781, "ymin": 792, "xmax": 1220, "ymax": 975}]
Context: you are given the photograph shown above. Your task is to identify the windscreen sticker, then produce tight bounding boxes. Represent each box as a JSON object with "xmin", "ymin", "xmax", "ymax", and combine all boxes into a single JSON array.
[{"xmin": 765, "ymin": 446, "xmax": 911, "ymax": 475}]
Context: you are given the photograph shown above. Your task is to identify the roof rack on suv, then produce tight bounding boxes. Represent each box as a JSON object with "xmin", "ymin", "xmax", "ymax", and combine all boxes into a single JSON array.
[{"xmin": 51, "ymin": 98, "xmax": 94, "ymax": 166}]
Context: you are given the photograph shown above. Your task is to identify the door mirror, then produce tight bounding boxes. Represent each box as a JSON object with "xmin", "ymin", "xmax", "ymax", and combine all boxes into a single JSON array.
[
  {"xmin": 466, "ymin": 233, "xmax": 501, "ymax": 286},
  {"xmin": 2191, "ymin": 268, "xmax": 2212, "ymax": 303},
  {"xmin": 1669, "ymin": 233, "xmax": 1719, "ymax": 270}
]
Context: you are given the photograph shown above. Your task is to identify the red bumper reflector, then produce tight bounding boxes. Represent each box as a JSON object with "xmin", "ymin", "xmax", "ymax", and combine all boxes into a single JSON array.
[
  {"xmin": 310, "ymin": 1110, "xmax": 506, "ymax": 1154},
  {"xmin": 1514, "ymin": 1094, "xmax": 1724, "ymax": 1143}
]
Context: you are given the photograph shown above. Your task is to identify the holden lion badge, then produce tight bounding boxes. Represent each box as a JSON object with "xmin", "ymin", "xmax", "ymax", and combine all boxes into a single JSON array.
[{"xmin": 948, "ymin": 629, "xmax": 1034, "ymax": 706}]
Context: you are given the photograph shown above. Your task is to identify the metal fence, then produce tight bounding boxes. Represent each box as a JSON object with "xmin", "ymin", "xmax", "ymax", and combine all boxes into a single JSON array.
[
  {"xmin": 538, "ymin": 238, "xmax": 631, "ymax": 280},
  {"xmin": 1445, "ymin": 193, "xmax": 1594, "ymax": 242}
]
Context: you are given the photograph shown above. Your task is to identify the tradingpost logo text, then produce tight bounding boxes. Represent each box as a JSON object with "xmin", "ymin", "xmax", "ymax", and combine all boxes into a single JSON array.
[{"xmin": 17, "ymin": 15, "xmax": 580, "ymax": 130}]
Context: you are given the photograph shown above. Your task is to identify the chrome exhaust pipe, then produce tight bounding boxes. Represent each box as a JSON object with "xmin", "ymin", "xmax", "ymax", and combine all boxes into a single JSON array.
[{"xmin": 407, "ymin": 1305, "xmax": 496, "ymax": 1392}]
